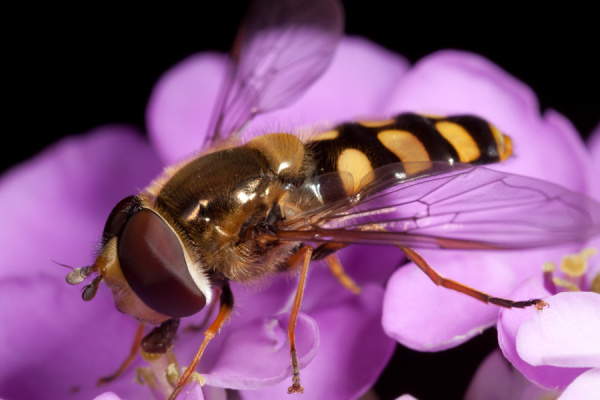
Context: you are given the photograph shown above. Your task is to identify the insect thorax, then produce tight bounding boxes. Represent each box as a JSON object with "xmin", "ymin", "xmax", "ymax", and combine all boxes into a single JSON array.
[{"xmin": 149, "ymin": 134, "xmax": 315, "ymax": 282}]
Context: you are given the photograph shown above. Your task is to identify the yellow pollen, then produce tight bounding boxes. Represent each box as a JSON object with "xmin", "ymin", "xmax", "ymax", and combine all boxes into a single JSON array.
[
  {"xmin": 190, "ymin": 372, "xmax": 206, "ymax": 386},
  {"xmin": 542, "ymin": 261, "xmax": 556, "ymax": 273},
  {"xmin": 559, "ymin": 247, "xmax": 597, "ymax": 278},
  {"xmin": 591, "ymin": 273, "xmax": 600, "ymax": 294},
  {"xmin": 166, "ymin": 363, "xmax": 182, "ymax": 387}
]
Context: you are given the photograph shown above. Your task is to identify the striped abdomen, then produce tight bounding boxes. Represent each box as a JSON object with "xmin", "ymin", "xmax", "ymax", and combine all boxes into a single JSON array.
[{"xmin": 307, "ymin": 113, "xmax": 511, "ymax": 192}]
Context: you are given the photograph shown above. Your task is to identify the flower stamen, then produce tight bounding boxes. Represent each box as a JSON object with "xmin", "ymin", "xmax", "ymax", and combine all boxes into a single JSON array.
[
  {"xmin": 166, "ymin": 363, "xmax": 181, "ymax": 388},
  {"xmin": 560, "ymin": 247, "xmax": 597, "ymax": 278},
  {"xmin": 190, "ymin": 372, "xmax": 206, "ymax": 387},
  {"xmin": 140, "ymin": 348, "xmax": 181, "ymax": 398},
  {"xmin": 544, "ymin": 247, "xmax": 598, "ymax": 293},
  {"xmin": 542, "ymin": 261, "xmax": 558, "ymax": 293},
  {"xmin": 591, "ymin": 273, "xmax": 600, "ymax": 294}
]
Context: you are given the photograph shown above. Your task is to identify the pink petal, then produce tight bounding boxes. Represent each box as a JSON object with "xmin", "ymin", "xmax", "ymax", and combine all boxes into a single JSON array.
[
  {"xmin": 337, "ymin": 245, "xmax": 402, "ymax": 288},
  {"xmin": 386, "ymin": 51, "xmax": 590, "ymax": 192},
  {"xmin": 517, "ymin": 292, "xmax": 600, "ymax": 368},
  {"xmin": 93, "ymin": 393, "xmax": 123, "ymax": 400},
  {"xmin": 558, "ymin": 369, "xmax": 600, "ymax": 400},
  {"xmin": 589, "ymin": 123, "xmax": 600, "ymax": 201},
  {"xmin": 198, "ymin": 385, "xmax": 228, "ymax": 400},
  {"xmin": 498, "ymin": 279, "xmax": 587, "ymax": 389},
  {"xmin": 147, "ymin": 53, "xmax": 228, "ymax": 164},
  {"xmin": 388, "ymin": 50, "xmax": 539, "ymax": 120},
  {"xmin": 527, "ymin": 111, "xmax": 594, "ymax": 193},
  {"xmin": 178, "ymin": 382, "xmax": 206, "ymax": 400},
  {"xmin": 0, "ymin": 126, "xmax": 162, "ymax": 280},
  {"xmin": 201, "ymin": 312, "xmax": 319, "ymax": 390},
  {"xmin": 240, "ymin": 284, "xmax": 394, "ymax": 400},
  {"xmin": 0, "ymin": 276, "xmax": 141, "ymax": 400}
]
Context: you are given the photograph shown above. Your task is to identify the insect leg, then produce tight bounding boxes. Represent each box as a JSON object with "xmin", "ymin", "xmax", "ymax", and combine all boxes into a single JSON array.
[
  {"xmin": 169, "ymin": 284, "xmax": 234, "ymax": 400},
  {"xmin": 97, "ymin": 322, "xmax": 146, "ymax": 385},
  {"xmin": 397, "ymin": 245, "xmax": 547, "ymax": 310},
  {"xmin": 184, "ymin": 288, "xmax": 221, "ymax": 333},
  {"xmin": 325, "ymin": 254, "xmax": 361, "ymax": 294},
  {"xmin": 312, "ymin": 243, "xmax": 361, "ymax": 294},
  {"xmin": 284, "ymin": 245, "xmax": 314, "ymax": 394}
]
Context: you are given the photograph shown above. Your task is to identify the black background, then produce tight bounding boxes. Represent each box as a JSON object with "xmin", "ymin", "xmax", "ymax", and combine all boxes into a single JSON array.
[{"xmin": 2, "ymin": 2, "xmax": 596, "ymax": 398}]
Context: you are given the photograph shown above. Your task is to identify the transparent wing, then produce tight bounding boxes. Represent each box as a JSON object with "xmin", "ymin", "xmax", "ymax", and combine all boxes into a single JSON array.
[
  {"xmin": 205, "ymin": 0, "xmax": 344, "ymax": 146},
  {"xmin": 276, "ymin": 162, "xmax": 600, "ymax": 249}
]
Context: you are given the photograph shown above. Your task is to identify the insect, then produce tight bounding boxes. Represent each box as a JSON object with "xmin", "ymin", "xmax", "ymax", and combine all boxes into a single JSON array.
[{"xmin": 65, "ymin": 0, "xmax": 600, "ymax": 399}]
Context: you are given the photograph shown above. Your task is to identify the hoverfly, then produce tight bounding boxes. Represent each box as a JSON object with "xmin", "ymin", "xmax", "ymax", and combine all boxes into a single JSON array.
[{"xmin": 65, "ymin": 0, "xmax": 600, "ymax": 399}]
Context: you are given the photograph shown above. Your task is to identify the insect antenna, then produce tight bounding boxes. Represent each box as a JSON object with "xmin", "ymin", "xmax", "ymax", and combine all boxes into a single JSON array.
[
  {"xmin": 49, "ymin": 258, "xmax": 75, "ymax": 270},
  {"xmin": 81, "ymin": 275, "xmax": 102, "ymax": 301},
  {"xmin": 65, "ymin": 264, "xmax": 98, "ymax": 285}
]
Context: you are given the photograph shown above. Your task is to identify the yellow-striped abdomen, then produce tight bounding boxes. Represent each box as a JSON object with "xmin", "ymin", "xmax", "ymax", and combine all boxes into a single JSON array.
[{"xmin": 307, "ymin": 113, "xmax": 511, "ymax": 194}]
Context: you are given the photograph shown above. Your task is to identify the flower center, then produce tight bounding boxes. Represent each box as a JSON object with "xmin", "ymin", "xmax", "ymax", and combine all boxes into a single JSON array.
[{"xmin": 543, "ymin": 247, "xmax": 598, "ymax": 293}]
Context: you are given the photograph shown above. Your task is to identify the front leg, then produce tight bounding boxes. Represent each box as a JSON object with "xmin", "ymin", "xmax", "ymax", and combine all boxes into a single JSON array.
[
  {"xmin": 168, "ymin": 284, "xmax": 234, "ymax": 400},
  {"xmin": 99, "ymin": 318, "xmax": 181, "ymax": 397},
  {"xmin": 98, "ymin": 322, "xmax": 146, "ymax": 386},
  {"xmin": 284, "ymin": 245, "xmax": 314, "ymax": 394}
]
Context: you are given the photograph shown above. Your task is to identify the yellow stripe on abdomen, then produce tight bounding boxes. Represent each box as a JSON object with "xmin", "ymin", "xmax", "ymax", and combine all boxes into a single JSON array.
[
  {"xmin": 377, "ymin": 130, "xmax": 430, "ymax": 162},
  {"xmin": 358, "ymin": 118, "xmax": 395, "ymax": 128},
  {"xmin": 337, "ymin": 148, "xmax": 373, "ymax": 194},
  {"xmin": 489, "ymin": 124, "xmax": 512, "ymax": 161},
  {"xmin": 377, "ymin": 130, "xmax": 432, "ymax": 176},
  {"xmin": 434, "ymin": 121, "xmax": 481, "ymax": 163}
]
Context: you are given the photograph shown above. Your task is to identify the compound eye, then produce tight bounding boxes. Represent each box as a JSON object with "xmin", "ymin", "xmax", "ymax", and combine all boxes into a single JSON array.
[
  {"xmin": 118, "ymin": 208, "xmax": 207, "ymax": 317},
  {"xmin": 103, "ymin": 196, "xmax": 140, "ymax": 240}
]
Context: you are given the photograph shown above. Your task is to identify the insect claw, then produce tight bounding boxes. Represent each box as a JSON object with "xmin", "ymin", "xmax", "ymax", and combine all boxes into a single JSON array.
[
  {"xmin": 535, "ymin": 299, "xmax": 549, "ymax": 310},
  {"xmin": 287, "ymin": 378, "xmax": 304, "ymax": 394}
]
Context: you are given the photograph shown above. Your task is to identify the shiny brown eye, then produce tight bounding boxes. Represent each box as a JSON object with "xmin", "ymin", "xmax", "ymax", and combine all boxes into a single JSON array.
[
  {"xmin": 102, "ymin": 196, "xmax": 140, "ymax": 243},
  {"xmin": 117, "ymin": 208, "xmax": 207, "ymax": 317}
]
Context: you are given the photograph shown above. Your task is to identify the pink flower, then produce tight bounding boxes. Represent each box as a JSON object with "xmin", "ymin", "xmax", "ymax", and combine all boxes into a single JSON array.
[
  {"xmin": 490, "ymin": 125, "xmax": 600, "ymax": 398},
  {"xmin": 466, "ymin": 125, "xmax": 600, "ymax": 400},
  {"xmin": 0, "ymin": 35, "xmax": 597, "ymax": 400}
]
